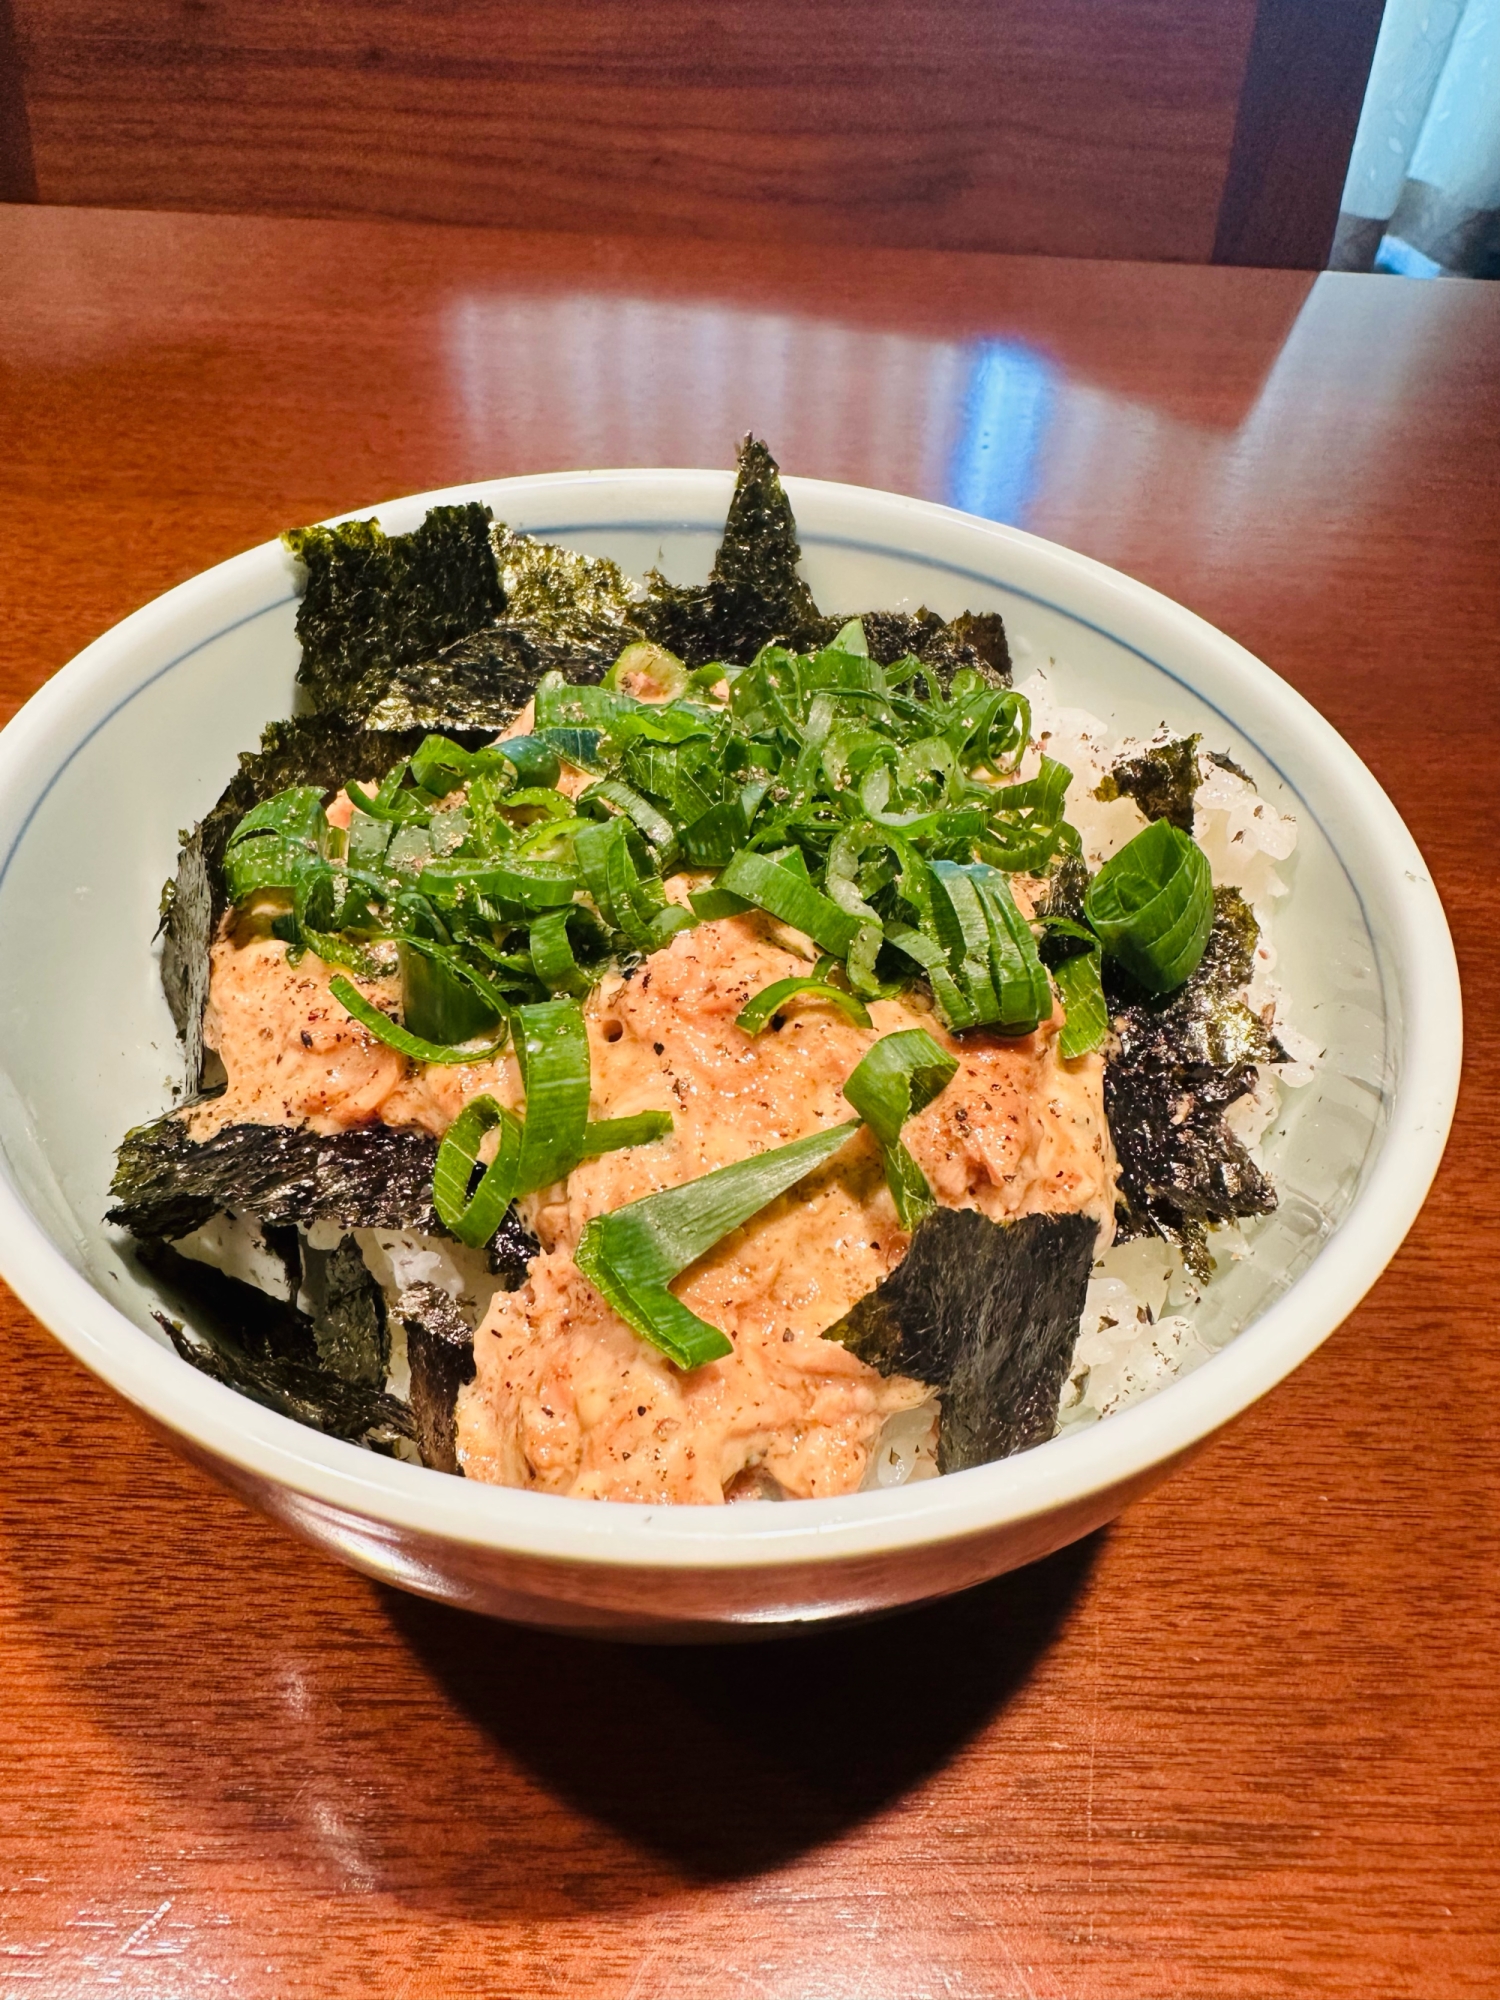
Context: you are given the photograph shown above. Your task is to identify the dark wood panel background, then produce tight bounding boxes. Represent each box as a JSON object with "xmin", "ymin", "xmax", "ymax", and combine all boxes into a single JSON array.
[{"xmin": 4, "ymin": 0, "xmax": 1382, "ymax": 266}]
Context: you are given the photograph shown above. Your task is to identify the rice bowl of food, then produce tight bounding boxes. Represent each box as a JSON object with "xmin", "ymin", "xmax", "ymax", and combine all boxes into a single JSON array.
[{"xmin": 0, "ymin": 444, "xmax": 1459, "ymax": 1636}]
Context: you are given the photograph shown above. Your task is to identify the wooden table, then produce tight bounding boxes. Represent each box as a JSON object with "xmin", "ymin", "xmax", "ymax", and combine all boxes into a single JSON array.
[{"xmin": 1, "ymin": 206, "xmax": 1496, "ymax": 1999}]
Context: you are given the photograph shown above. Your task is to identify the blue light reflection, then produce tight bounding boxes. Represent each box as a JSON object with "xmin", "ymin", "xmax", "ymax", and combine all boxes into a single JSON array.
[{"xmin": 946, "ymin": 338, "xmax": 1058, "ymax": 524}]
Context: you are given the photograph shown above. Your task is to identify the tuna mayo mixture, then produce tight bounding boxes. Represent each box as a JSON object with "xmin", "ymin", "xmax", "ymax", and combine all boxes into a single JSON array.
[{"xmin": 193, "ymin": 903, "xmax": 1115, "ymax": 1502}]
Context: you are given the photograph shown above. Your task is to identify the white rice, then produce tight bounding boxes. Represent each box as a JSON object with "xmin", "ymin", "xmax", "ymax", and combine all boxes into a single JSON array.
[{"xmin": 1020, "ymin": 667, "xmax": 1316, "ymax": 1439}]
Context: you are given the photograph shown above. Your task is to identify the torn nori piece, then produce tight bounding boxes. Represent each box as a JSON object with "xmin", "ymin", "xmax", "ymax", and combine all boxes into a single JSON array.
[
  {"xmin": 285, "ymin": 503, "xmax": 505, "ymax": 716},
  {"xmin": 487, "ymin": 1204, "xmax": 541, "ymax": 1291},
  {"xmin": 348, "ymin": 619, "xmax": 626, "ymax": 733},
  {"xmin": 636, "ymin": 436, "xmax": 825, "ymax": 665},
  {"xmin": 1035, "ymin": 848, "xmax": 1092, "ymax": 931},
  {"xmin": 141, "ymin": 1238, "xmax": 415, "ymax": 1454},
  {"xmin": 107, "ymin": 1117, "xmax": 449, "ymax": 1241},
  {"xmin": 1105, "ymin": 886, "xmax": 1283, "ymax": 1281},
  {"xmin": 824, "ymin": 1208, "xmax": 1097, "ymax": 1472},
  {"xmin": 400, "ymin": 1282, "xmax": 476, "ymax": 1474},
  {"xmin": 1096, "ymin": 734, "xmax": 1202, "ymax": 832},
  {"xmin": 301, "ymin": 1234, "xmax": 390, "ymax": 1386},
  {"xmin": 1205, "ymin": 746, "xmax": 1254, "ymax": 785},
  {"xmin": 493, "ymin": 528, "xmax": 642, "ymax": 649},
  {"xmin": 158, "ymin": 824, "xmax": 213, "ymax": 1089},
  {"xmin": 828, "ymin": 607, "xmax": 1012, "ymax": 691}
]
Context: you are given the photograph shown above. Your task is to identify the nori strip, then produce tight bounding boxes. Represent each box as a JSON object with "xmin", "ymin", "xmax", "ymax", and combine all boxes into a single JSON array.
[
  {"xmin": 825, "ymin": 607, "xmax": 1012, "ymax": 690},
  {"xmin": 636, "ymin": 436, "xmax": 825, "ymax": 665},
  {"xmin": 400, "ymin": 1282, "xmax": 476, "ymax": 1474},
  {"xmin": 158, "ymin": 824, "xmax": 213, "ymax": 1089},
  {"xmin": 107, "ymin": 1116, "xmax": 448, "ymax": 1241},
  {"xmin": 493, "ymin": 528, "xmax": 642, "ymax": 648},
  {"xmin": 286, "ymin": 503, "xmax": 504, "ymax": 716},
  {"xmin": 348, "ymin": 619, "xmax": 624, "ymax": 733},
  {"xmin": 1097, "ymin": 734, "xmax": 1202, "ymax": 831},
  {"xmin": 140, "ymin": 1238, "xmax": 415, "ymax": 1454},
  {"xmin": 1105, "ymin": 887, "xmax": 1283, "ymax": 1280},
  {"xmin": 824, "ymin": 1208, "xmax": 1098, "ymax": 1472},
  {"xmin": 300, "ymin": 1233, "xmax": 389, "ymax": 1386},
  {"xmin": 1035, "ymin": 848, "xmax": 1091, "ymax": 932},
  {"xmin": 487, "ymin": 1204, "xmax": 541, "ymax": 1290}
]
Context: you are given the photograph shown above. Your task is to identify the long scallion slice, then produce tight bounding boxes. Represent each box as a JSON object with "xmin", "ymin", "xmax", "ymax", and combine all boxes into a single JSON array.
[
  {"xmin": 574, "ymin": 1119, "xmax": 861, "ymax": 1368},
  {"xmin": 716, "ymin": 849, "xmax": 862, "ymax": 956},
  {"xmin": 433, "ymin": 1094, "xmax": 522, "ymax": 1248},
  {"xmin": 329, "ymin": 974, "xmax": 508, "ymax": 1066},
  {"xmin": 841, "ymin": 1029, "xmax": 957, "ymax": 1229},
  {"xmin": 1052, "ymin": 945, "xmax": 1109, "ymax": 1059},
  {"xmin": 1084, "ymin": 818, "xmax": 1213, "ymax": 993},
  {"xmin": 419, "ymin": 857, "xmax": 580, "ymax": 910},
  {"xmin": 735, "ymin": 971, "xmax": 872, "ymax": 1036},
  {"xmin": 398, "ymin": 936, "xmax": 508, "ymax": 1044},
  {"xmin": 511, "ymin": 998, "xmax": 591, "ymax": 1195},
  {"xmin": 433, "ymin": 1100, "xmax": 669, "ymax": 1252},
  {"xmin": 579, "ymin": 1111, "xmax": 674, "ymax": 1157},
  {"xmin": 528, "ymin": 907, "xmax": 594, "ymax": 997}
]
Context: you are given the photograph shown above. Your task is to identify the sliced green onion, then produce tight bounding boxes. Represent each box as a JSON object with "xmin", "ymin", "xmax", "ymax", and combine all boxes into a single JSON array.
[
  {"xmin": 420, "ymin": 857, "xmax": 580, "ymax": 910},
  {"xmin": 528, "ymin": 908, "xmax": 593, "ymax": 997},
  {"xmin": 408, "ymin": 734, "xmax": 482, "ymax": 798},
  {"xmin": 511, "ymin": 998, "xmax": 591, "ymax": 1195},
  {"xmin": 688, "ymin": 886, "xmax": 753, "ymax": 922},
  {"xmin": 228, "ymin": 785, "xmax": 328, "ymax": 847},
  {"xmin": 716, "ymin": 850, "xmax": 862, "ymax": 957},
  {"xmin": 534, "ymin": 726, "xmax": 606, "ymax": 773},
  {"xmin": 680, "ymin": 798, "xmax": 749, "ymax": 867},
  {"xmin": 929, "ymin": 861, "xmax": 1002, "ymax": 1023},
  {"xmin": 972, "ymin": 865, "xmax": 1053, "ymax": 1031},
  {"xmin": 735, "ymin": 972, "xmax": 873, "ymax": 1035},
  {"xmin": 579, "ymin": 1111, "xmax": 674, "ymax": 1157},
  {"xmin": 490, "ymin": 735, "xmax": 561, "ymax": 788},
  {"xmin": 604, "ymin": 640, "xmax": 690, "ymax": 700},
  {"xmin": 574, "ymin": 1119, "xmax": 860, "ymax": 1369},
  {"xmin": 503, "ymin": 786, "xmax": 574, "ymax": 820},
  {"xmin": 329, "ymin": 974, "xmax": 508, "ymax": 1066},
  {"xmin": 433, "ymin": 1094, "xmax": 522, "ymax": 1248},
  {"xmin": 1052, "ymin": 946, "xmax": 1109, "ymax": 1059},
  {"xmin": 842, "ymin": 1028, "xmax": 957, "ymax": 1229},
  {"xmin": 346, "ymin": 762, "xmax": 425, "ymax": 824},
  {"xmin": 1085, "ymin": 819, "xmax": 1213, "ymax": 993},
  {"xmin": 581, "ymin": 778, "xmax": 680, "ymax": 865},
  {"xmin": 300, "ymin": 930, "xmax": 390, "ymax": 980},
  {"xmin": 223, "ymin": 835, "xmax": 315, "ymax": 903},
  {"xmin": 398, "ymin": 937, "xmax": 507, "ymax": 1044},
  {"xmin": 883, "ymin": 922, "xmax": 947, "ymax": 972}
]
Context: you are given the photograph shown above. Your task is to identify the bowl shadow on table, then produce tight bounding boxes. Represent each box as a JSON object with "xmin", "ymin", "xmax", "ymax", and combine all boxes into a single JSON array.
[{"xmin": 381, "ymin": 1529, "xmax": 1103, "ymax": 1883}]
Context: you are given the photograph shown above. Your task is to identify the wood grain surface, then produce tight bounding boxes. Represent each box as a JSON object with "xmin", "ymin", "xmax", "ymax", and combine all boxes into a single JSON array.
[
  {"xmin": 9, "ymin": 0, "xmax": 1264, "ymax": 261},
  {"xmin": 1, "ymin": 206, "xmax": 1497, "ymax": 1998}
]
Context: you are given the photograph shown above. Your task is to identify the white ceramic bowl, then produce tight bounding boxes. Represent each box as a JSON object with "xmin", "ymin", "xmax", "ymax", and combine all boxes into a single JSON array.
[{"xmin": 0, "ymin": 472, "xmax": 1461, "ymax": 1639}]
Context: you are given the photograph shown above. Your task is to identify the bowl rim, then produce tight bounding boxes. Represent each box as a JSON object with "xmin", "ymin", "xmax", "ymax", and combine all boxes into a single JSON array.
[{"xmin": 0, "ymin": 468, "xmax": 1463, "ymax": 1571}]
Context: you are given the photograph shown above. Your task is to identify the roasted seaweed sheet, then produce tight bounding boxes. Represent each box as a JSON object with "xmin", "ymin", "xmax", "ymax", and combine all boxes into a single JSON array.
[
  {"xmin": 287, "ymin": 503, "xmax": 505, "ymax": 716},
  {"xmin": 141, "ymin": 1239, "xmax": 415, "ymax": 1454},
  {"xmin": 1106, "ymin": 887, "xmax": 1282, "ymax": 1280},
  {"xmin": 825, "ymin": 1208, "xmax": 1098, "ymax": 1472},
  {"xmin": 1096, "ymin": 734, "xmax": 1202, "ymax": 831},
  {"xmin": 855, "ymin": 608, "xmax": 1012, "ymax": 689},
  {"xmin": 108, "ymin": 1116, "xmax": 449, "ymax": 1241},
  {"xmin": 636, "ymin": 436, "xmax": 825, "ymax": 665},
  {"xmin": 400, "ymin": 1282, "xmax": 476, "ymax": 1475}
]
